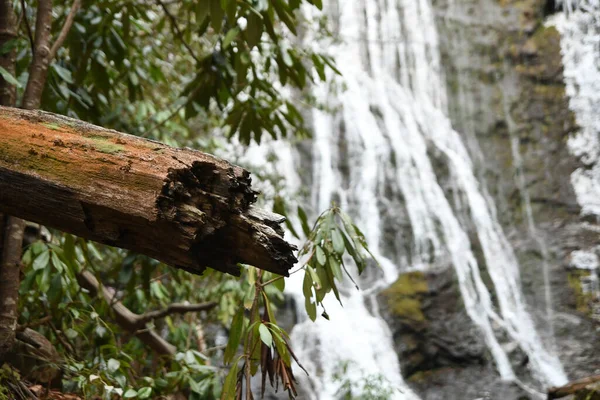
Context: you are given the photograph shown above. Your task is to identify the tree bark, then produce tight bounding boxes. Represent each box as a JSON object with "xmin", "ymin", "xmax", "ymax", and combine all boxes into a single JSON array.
[
  {"xmin": 0, "ymin": 0, "xmax": 20, "ymax": 363},
  {"xmin": 0, "ymin": 0, "xmax": 17, "ymax": 106},
  {"xmin": 0, "ymin": 217, "xmax": 25, "ymax": 358},
  {"xmin": 0, "ymin": 106, "xmax": 297, "ymax": 276},
  {"xmin": 548, "ymin": 374, "xmax": 600, "ymax": 399},
  {"xmin": 22, "ymin": 0, "xmax": 53, "ymax": 110}
]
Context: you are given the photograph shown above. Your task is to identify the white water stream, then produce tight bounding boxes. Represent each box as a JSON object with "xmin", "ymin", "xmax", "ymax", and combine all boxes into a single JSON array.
[
  {"xmin": 551, "ymin": 0, "xmax": 600, "ymax": 218},
  {"xmin": 238, "ymin": 0, "xmax": 573, "ymax": 397}
]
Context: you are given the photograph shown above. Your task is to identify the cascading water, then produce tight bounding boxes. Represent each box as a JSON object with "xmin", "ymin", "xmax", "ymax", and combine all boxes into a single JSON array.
[
  {"xmin": 550, "ymin": 0, "xmax": 600, "ymax": 219},
  {"xmin": 549, "ymin": 0, "xmax": 600, "ymax": 345},
  {"xmin": 278, "ymin": 0, "xmax": 570, "ymax": 397},
  {"xmin": 238, "ymin": 0, "xmax": 571, "ymax": 398}
]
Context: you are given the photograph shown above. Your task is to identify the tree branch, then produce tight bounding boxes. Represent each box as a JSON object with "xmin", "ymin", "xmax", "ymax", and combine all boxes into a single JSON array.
[
  {"xmin": 156, "ymin": 0, "xmax": 201, "ymax": 64},
  {"xmin": 22, "ymin": 0, "xmax": 52, "ymax": 109},
  {"xmin": 48, "ymin": 0, "xmax": 81, "ymax": 62},
  {"xmin": 18, "ymin": 0, "xmax": 34, "ymax": 57},
  {"xmin": 136, "ymin": 301, "xmax": 217, "ymax": 326},
  {"xmin": 77, "ymin": 270, "xmax": 177, "ymax": 356}
]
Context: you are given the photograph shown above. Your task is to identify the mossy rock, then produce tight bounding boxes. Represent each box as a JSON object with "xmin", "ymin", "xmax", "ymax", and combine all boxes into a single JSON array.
[
  {"xmin": 568, "ymin": 270, "xmax": 595, "ymax": 316},
  {"xmin": 383, "ymin": 271, "xmax": 428, "ymax": 297},
  {"xmin": 381, "ymin": 272, "xmax": 428, "ymax": 323}
]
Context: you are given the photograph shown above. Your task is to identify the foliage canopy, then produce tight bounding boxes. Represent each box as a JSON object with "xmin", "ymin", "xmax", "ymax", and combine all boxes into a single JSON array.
[{"xmin": 0, "ymin": 0, "xmax": 378, "ymax": 398}]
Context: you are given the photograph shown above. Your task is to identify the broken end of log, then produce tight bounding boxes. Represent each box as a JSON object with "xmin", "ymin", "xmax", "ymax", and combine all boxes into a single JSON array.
[{"xmin": 190, "ymin": 207, "xmax": 298, "ymax": 277}]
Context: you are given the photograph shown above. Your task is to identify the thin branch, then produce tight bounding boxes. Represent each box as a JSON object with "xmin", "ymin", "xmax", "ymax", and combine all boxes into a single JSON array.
[
  {"xmin": 48, "ymin": 0, "xmax": 81, "ymax": 62},
  {"xmin": 156, "ymin": 0, "xmax": 201, "ymax": 64},
  {"xmin": 136, "ymin": 301, "xmax": 217, "ymax": 326},
  {"xmin": 16, "ymin": 315, "xmax": 52, "ymax": 331},
  {"xmin": 19, "ymin": 0, "xmax": 34, "ymax": 56},
  {"xmin": 77, "ymin": 271, "xmax": 217, "ymax": 357},
  {"xmin": 77, "ymin": 270, "xmax": 177, "ymax": 356}
]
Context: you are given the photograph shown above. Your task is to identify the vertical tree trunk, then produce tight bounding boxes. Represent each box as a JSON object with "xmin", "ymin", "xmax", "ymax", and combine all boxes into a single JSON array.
[
  {"xmin": 0, "ymin": 0, "xmax": 19, "ymax": 362},
  {"xmin": 22, "ymin": 0, "xmax": 53, "ymax": 110},
  {"xmin": 0, "ymin": 218, "xmax": 25, "ymax": 358},
  {"xmin": 0, "ymin": 0, "xmax": 17, "ymax": 106},
  {"xmin": 0, "ymin": 0, "xmax": 54, "ymax": 362}
]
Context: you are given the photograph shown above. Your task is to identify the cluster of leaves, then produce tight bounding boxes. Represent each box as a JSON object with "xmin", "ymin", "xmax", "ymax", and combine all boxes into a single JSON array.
[
  {"xmin": 16, "ymin": 210, "xmax": 378, "ymax": 399},
  {"xmin": 297, "ymin": 206, "xmax": 376, "ymax": 321},
  {"xmin": 3, "ymin": 0, "xmax": 382, "ymax": 399},
  {"xmin": 10, "ymin": 0, "xmax": 339, "ymax": 148},
  {"xmin": 332, "ymin": 361, "xmax": 400, "ymax": 400},
  {"xmin": 221, "ymin": 267, "xmax": 302, "ymax": 399},
  {"xmin": 18, "ymin": 233, "xmax": 241, "ymax": 399}
]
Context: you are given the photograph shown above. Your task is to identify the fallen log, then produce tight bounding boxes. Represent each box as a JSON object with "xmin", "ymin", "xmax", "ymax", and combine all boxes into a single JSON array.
[
  {"xmin": 548, "ymin": 374, "xmax": 600, "ymax": 399},
  {"xmin": 0, "ymin": 106, "xmax": 297, "ymax": 276}
]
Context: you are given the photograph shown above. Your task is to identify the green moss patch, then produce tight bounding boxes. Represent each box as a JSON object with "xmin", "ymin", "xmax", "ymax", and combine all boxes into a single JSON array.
[{"xmin": 381, "ymin": 272, "xmax": 428, "ymax": 323}]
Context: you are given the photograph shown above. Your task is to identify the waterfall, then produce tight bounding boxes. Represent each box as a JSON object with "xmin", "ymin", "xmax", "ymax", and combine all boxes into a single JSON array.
[
  {"xmin": 550, "ymin": 0, "xmax": 600, "ymax": 352},
  {"xmin": 237, "ymin": 0, "xmax": 570, "ymax": 397},
  {"xmin": 550, "ymin": 0, "xmax": 600, "ymax": 218}
]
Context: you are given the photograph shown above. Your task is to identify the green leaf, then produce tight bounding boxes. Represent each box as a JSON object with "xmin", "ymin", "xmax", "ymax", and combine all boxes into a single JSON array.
[
  {"xmin": 137, "ymin": 387, "xmax": 152, "ymax": 399},
  {"xmin": 297, "ymin": 206, "xmax": 311, "ymax": 236},
  {"xmin": 332, "ymin": 229, "xmax": 345, "ymax": 255},
  {"xmin": 52, "ymin": 64, "xmax": 73, "ymax": 84},
  {"xmin": 210, "ymin": 0, "xmax": 224, "ymax": 32},
  {"xmin": 272, "ymin": 0, "xmax": 297, "ymax": 35},
  {"xmin": 258, "ymin": 323, "xmax": 272, "ymax": 348},
  {"xmin": 243, "ymin": 282, "xmax": 255, "ymax": 309},
  {"xmin": 196, "ymin": 1, "xmax": 210, "ymax": 23},
  {"xmin": 262, "ymin": 292, "xmax": 277, "ymax": 324},
  {"xmin": 124, "ymin": 389, "xmax": 138, "ymax": 398},
  {"xmin": 222, "ymin": 27, "xmax": 239, "ymax": 49},
  {"xmin": 303, "ymin": 272, "xmax": 317, "ymax": 321},
  {"xmin": 107, "ymin": 358, "xmax": 121, "ymax": 373},
  {"xmin": 225, "ymin": 0, "xmax": 237, "ymax": 22},
  {"xmin": 33, "ymin": 250, "xmax": 50, "ymax": 271},
  {"xmin": 223, "ymin": 306, "xmax": 244, "ymax": 364},
  {"xmin": 272, "ymin": 330, "xmax": 291, "ymax": 366},
  {"xmin": 48, "ymin": 274, "xmax": 63, "ymax": 305},
  {"xmin": 272, "ymin": 275, "xmax": 285, "ymax": 292},
  {"xmin": 65, "ymin": 328, "xmax": 78, "ymax": 339},
  {"xmin": 221, "ymin": 360, "xmax": 239, "ymax": 400},
  {"xmin": 0, "ymin": 66, "xmax": 21, "ymax": 88},
  {"xmin": 307, "ymin": 265, "xmax": 321, "ymax": 288},
  {"xmin": 316, "ymin": 246, "xmax": 326, "ymax": 266},
  {"xmin": 245, "ymin": 12, "xmax": 263, "ymax": 48},
  {"xmin": 63, "ymin": 234, "xmax": 76, "ymax": 265},
  {"xmin": 50, "ymin": 251, "xmax": 64, "ymax": 272},
  {"xmin": 329, "ymin": 257, "xmax": 343, "ymax": 282},
  {"xmin": 247, "ymin": 267, "xmax": 256, "ymax": 286}
]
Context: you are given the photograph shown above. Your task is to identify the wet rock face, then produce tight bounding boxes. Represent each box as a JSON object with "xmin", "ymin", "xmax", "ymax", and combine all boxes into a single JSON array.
[
  {"xmin": 379, "ymin": 270, "xmax": 486, "ymax": 378},
  {"xmin": 429, "ymin": 0, "xmax": 600, "ymax": 389},
  {"xmin": 379, "ymin": 269, "xmax": 533, "ymax": 399}
]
